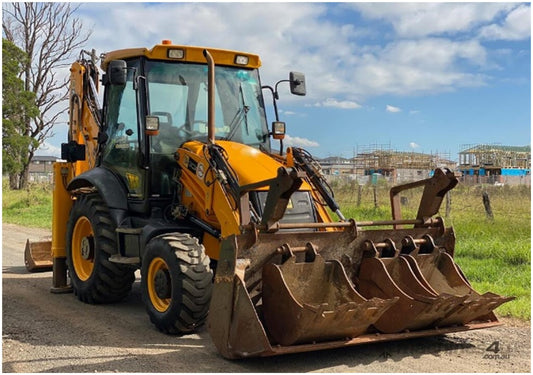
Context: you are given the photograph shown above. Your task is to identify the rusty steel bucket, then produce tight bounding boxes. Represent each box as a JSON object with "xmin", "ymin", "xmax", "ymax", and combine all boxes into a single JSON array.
[
  {"xmin": 207, "ymin": 230, "xmax": 508, "ymax": 359},
  {"xmin": 262, "ymin": 251, "xmax": 397, "ymax": 345},
  {"xmin": 401, "ymin": 235, "xmax": 515, "ymax": 327},
  {"xmin": 24, "ymin": 239, "xmax": 53, "ymax": 272}
]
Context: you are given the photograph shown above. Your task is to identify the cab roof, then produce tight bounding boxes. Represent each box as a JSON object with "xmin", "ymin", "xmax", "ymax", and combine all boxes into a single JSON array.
[{"xmin": 101, "ymin": 40, "xmax": 261, "ymax": 71}]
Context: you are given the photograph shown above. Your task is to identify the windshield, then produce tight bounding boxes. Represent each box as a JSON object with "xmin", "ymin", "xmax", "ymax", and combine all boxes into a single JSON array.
[{"xmin": 145, "ymin": 60, "xmax": 270, "ymax": 153}]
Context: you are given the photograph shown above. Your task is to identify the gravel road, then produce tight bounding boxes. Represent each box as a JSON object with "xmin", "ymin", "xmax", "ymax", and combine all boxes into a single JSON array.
[{"xmin": 2, "ymin": 223, "xmax": 530, "ymax": 373}]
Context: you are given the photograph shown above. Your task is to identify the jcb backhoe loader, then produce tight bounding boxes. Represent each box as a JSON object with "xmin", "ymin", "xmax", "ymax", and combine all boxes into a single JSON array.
[{"xmin": 26, "ymin": 41, "xmax": 513, "ymax": 359}]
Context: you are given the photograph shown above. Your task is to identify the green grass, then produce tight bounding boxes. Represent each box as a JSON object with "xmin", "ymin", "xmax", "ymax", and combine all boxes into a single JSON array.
[
  {"xmin": 447, "ymin": 185, "xmax": 530, "ymax": 319},
  {"xmin": 333, "ymin": 181, "xmax": 531, "ymax": 320},
  {"xmin": 2, "ymin": 179, "xmax": 53, "ymax": 230}
]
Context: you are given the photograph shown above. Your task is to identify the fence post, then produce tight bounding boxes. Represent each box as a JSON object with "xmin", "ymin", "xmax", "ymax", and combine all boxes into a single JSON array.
[
  {"xmin": 373, "ymin": 185, "xmax": 378, "ymax": 209},
  {"xmin": 482, "ymin": 191, "xmax": 494, "ymax": 220},
  {"xmin": 445, "ymin": 191, "xmax": 451, "ymax": 218},
  {"xmin": 357, "ymin": 185, "xmax": 362, "ymax": 207}
]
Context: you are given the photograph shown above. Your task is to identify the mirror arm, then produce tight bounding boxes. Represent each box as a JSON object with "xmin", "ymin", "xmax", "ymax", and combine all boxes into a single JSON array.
[
  {"xmin": 261, "ymin": 85, "xmax": 284, "ymax": 156},
  {"xmin": 261, "ymin": 85, "xmax": 280, "ymax": 122},
  {"xmin": 274, "ymin": 79, "xmax": 290, "ymax": 96}
]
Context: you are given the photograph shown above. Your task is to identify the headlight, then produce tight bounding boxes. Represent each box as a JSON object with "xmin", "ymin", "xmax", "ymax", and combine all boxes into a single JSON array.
[
  {"xmin": 168, "ymin": 49, "xmax": 184, "ymax": 59},
  {"xmin": 234, "ymin": 55, "xmax": 249, "ymax": 65}
]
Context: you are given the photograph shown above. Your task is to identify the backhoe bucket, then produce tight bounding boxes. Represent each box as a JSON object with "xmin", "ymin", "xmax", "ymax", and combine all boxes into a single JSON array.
[
  {"xmin": 24, "ymin": 239, "xmax": 53, "ymax": 272},
  {"xmin": 402, "ymin": 242, "xmax": 514, "ymax": 327},
  {"xmin": 262, "ymin": 253, "xmax": 396, "ymax": 346}
]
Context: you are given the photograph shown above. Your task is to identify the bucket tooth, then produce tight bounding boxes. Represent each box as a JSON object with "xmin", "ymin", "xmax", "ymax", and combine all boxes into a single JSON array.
[
  {"xmin": 262, "ymin": 254, "xmax": 397, "ymax": 346},
  {"xmin": 436, "ymin": 293, "xmax": 515, "ymax": 327},
  {"xmin": 405, "ymin": 247, "xmax": 515, "ymax": 326},
  {"xmin": 356, "ymin": 253, "xmax": 463, "ymax": 333}
]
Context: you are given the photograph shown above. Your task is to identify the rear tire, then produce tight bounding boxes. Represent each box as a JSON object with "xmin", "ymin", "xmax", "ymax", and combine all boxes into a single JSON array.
[
  {"xmin": 66, "ymin": 193, "xmax": 135, "ymax": 303},
  {"xmin": 141, "ymin": 233, "xmax": 213, "ymax": 334}
]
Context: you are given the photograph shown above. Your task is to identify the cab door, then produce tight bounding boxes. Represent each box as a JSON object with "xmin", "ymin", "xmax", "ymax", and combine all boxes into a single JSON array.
[{"xmin": 101, "ymin": 59, "xmax": 145, "ymax": 199}]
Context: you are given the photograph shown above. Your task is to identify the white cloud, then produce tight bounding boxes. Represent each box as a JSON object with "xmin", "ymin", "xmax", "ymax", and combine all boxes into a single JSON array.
[
  {"xmin": 409, "ymin": 142, "xmax": 420, "ymax": 149},
  {"xmin": 350, "ymin": 38, "xmax": 488, "ymax": 96},
  {"xmin": 284, "ymin": 135, "xmax": 319, "ymax": 148},
  {"xmin": 409, "ymin": 110, "xmax": 421, "ymax": 115},
  {"xmin": 352, "ymin": 3, "xmax": 515, "ymax": 38},
  {"xmin": 70, "ymin": 3, "xmax": 524, "ymax": 113},
  {"xmin": 280, "ymin": 110, "xmax": 296, "ymax": 116},
  {"xmin": 314, "ymin": 98, "xmax": 361, "ymax": 109},
  {"xmin": 78, "ymin": 2, "xmax": 349, "ymax": 103},
  {"xmin": 386, "ymin": 105, "xmax": 401, "ymax": 113},
  {"xmin": 77, "ymin": 3, "xmax": 493, "ymax": 103},
  {"xmin": 479, "ymin": 5, "xmax": 531, "ymax": 41}
]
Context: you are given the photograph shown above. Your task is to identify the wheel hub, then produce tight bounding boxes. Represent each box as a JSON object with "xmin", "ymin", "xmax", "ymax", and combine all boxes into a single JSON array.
[
  {"xmin": 80, "ymin": 236, "xmax": 94, "ymax": 260},
  {"xmin": 154, "ymin": 269, "xmax": 171, "ymax": 299}
]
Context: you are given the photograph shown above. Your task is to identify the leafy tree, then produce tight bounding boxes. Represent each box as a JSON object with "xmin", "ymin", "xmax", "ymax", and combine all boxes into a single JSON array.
[
  {"xmin": 2, "ymin": 39, "xmax": 39, "ymax": 189},
  {"xmin": 3, "ymin": 3, "xmax": 91, "ymax": 189}
]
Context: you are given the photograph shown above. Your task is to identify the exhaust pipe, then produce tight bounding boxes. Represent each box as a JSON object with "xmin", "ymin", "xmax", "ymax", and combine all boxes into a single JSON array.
[{"xmin": 203, "ymin": 49, "xmax": 216, "ymax": 145}]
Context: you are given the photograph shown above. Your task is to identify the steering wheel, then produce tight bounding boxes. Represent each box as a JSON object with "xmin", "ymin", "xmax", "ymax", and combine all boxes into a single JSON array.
[{"xmin": 176, "ymin": 120, "xmax": 207, "ymax": 137}]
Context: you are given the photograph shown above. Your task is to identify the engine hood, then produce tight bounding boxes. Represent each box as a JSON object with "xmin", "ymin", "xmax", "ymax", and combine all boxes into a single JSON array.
[{"xmin": 180, "ymin": 140, "xmax": 309, "ymax": 190}]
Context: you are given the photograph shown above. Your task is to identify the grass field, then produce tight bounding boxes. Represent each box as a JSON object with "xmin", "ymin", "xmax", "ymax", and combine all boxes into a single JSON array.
[
  {"xmin": 2, "ymin": 178, "xmax": 531, "ymax": 319},
  {"xmin": 2, "ymin": 180, "xmax": 53, "ymax": 229}
]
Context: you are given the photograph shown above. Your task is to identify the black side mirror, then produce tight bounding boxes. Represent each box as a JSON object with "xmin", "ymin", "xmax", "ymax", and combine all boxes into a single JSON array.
[
  {"xmin": 289, "ymin": 72, "xmax": 306, "ymax": 96},
  {"xmin": 108, "ymin": 60, "xmax": 127, "ymax": 85}
]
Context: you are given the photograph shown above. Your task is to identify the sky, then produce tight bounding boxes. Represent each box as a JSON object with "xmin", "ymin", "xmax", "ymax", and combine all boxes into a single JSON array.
[{"xmin": 34, "ymin": 2, "xmax": 531, "ymax": 161}]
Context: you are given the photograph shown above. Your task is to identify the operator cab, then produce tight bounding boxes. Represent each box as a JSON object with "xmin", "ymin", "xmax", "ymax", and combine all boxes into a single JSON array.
[{"xmin": 100, "ymin": 46, "xmax": 270, "ymax": 204}]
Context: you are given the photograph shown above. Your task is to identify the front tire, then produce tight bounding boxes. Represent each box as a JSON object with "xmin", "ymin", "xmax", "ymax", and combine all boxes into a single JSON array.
[
  {"xmin": 66, "ymin": 193, "xmax": 135, "ymax": 303},
  {"xmin": 141, "ymin": 233, "xmax": 213, "ymax": 334}
]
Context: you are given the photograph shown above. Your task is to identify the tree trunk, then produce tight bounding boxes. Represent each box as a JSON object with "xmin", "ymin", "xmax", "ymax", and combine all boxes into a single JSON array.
[
  {"xmin": 9, "ymin": 173, "xmax": 19, "ymax": 190},
  {"xmin": 17, "ymin": 146, "xmax": 36, "ymax": 189},
  {"xmin": 18, "ymin": 162, "xmax": 31, "ymax": 189}
]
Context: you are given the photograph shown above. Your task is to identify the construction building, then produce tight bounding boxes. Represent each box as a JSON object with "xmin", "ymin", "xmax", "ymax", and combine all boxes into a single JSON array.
[
  {"xmin": 356, "ymin": 144, "xmax": 455, "ymax": 183},
  {"xmin": 458, "ymin": 144, "xmax": 530, "ymax": 185},
  {"xmin": 320, "ymin": 144, "xmax": 455, "ymax": 184}
]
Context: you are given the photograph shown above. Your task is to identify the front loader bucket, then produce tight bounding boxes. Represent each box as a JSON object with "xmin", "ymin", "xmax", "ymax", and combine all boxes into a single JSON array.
[
  {"xmin": 24, "ymin": 239, "xmax": 53, "ymax": 272},
  {"xmin": 207, "ymin": 228, "xmax": 505, "ymax": 359},
  {"xmin": 262, "ymin": 253, "xmax": 397, "ymax": 346},
  {"xmin": 403, "ymin": 243, "xmax": 514, "ymax": 327}
]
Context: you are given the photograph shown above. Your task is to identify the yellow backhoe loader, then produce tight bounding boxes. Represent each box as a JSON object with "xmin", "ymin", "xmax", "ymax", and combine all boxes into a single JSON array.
[{"xmin": 25, "ymin": 41, "xmax": 513, "ymax": 359}]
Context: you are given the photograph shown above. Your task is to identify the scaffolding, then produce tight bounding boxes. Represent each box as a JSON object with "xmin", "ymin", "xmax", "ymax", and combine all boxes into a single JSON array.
[{"xmin": 355, "ymin": 143, "xmax": 454, "ymax": 175}]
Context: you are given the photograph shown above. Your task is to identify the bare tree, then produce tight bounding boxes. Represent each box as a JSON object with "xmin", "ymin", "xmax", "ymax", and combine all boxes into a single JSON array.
[{"xmin": 2, "ymin": 3, "xmax": 91, "ymax": 189}]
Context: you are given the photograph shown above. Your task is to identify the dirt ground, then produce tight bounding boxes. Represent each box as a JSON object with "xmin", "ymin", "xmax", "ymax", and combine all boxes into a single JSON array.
[{"xmin": 2, "ymin": 223, "xmax": 530, "ymax": 373}]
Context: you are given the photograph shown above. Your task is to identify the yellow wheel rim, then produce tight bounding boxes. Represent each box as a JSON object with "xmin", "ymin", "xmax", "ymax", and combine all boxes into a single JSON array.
[
  {"xmin": 147, "ymin": 257, "xmax": 171, "ymax": 313},
  {"xmin": 71, "ymin": 216, "xmax": 95, "ymax": 281}
]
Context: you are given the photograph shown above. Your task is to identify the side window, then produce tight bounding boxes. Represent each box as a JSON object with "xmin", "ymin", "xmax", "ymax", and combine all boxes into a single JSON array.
[
  {"xmin": 102, "ymin": 62, "xmax": 144, "ymax": 198},
  {"xmin": 149, "ymin": 82, "xmax": 188, "ymax": 153}
]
